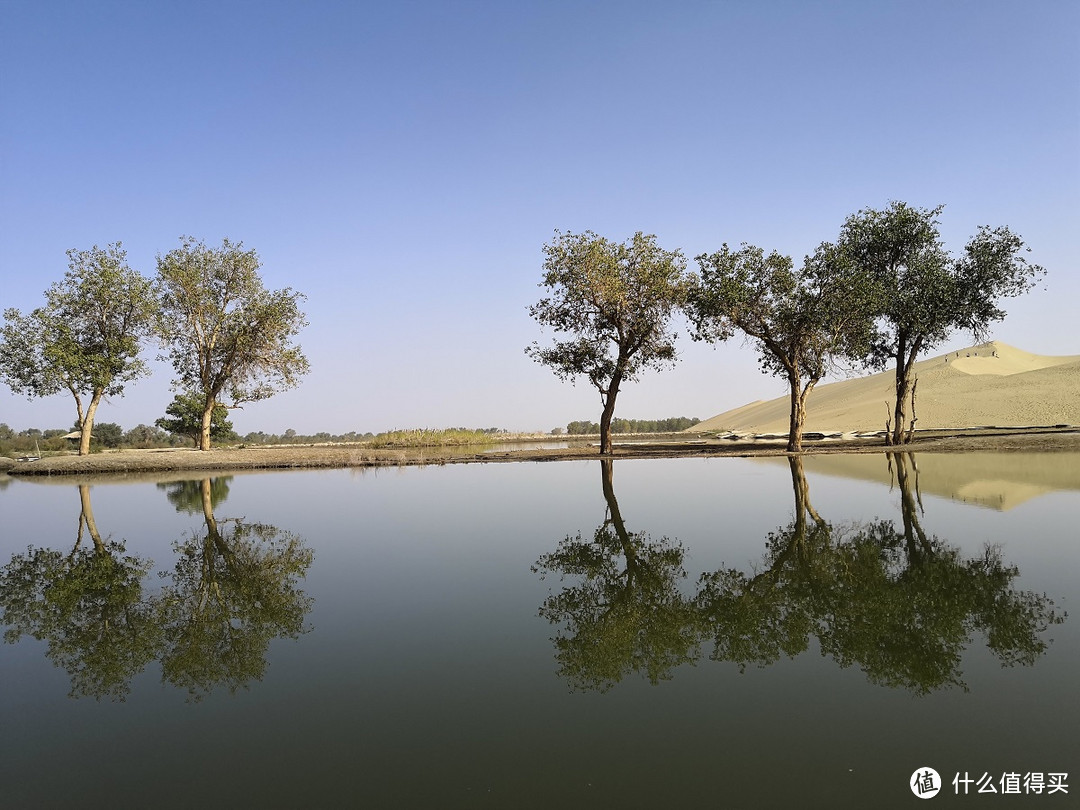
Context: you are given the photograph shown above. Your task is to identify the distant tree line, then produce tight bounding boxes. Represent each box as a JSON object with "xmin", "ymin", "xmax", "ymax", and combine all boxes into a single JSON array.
[
  {"xmin": 0, "ymin": 421, "xmax": 188, "ymax": 454},
  {"xmin": 565, "ymin": 417, "xmax": 700, "ymax": 435},
  {"xmin": 0, "ymin": 421, "xmax": 519, "ymax": 456}
]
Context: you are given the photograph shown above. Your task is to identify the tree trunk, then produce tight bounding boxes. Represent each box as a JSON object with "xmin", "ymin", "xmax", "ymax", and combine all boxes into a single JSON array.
[
  {"xmin": 600, "ymin": 459, "xmax": 628, "ymax": 539},
  {"xmin": 893, "ymin": 452, "xmax": 931, "ymax": 558},
  {"xmin": 891, "ymin": 360, "xmax": 911, "ymax": 446},
  {"xmin": 79, "ymin": 392, "xmax": 103, "ymax": 456},
  {"xmin": 904, "ymin": 378, "xmax": 919, "ymax": 444},
  {"xmin": 891, "ymin": 335, "xmax": 924, "ymax": 445},
  {"xmin": 78, "ymin": 484, "xmax": 105, "ymax": 551},
  {"xmin": 199, "ymin": 399, "xmax": 214, "ymax": 451},
  {"xmin": 201, "ymin": 478, "xmax": 218, "ymax": 535},
  {"xmin": 598, "ymin": 371, "xmax": 623, "ymax": 455},
  {"xmin": 789, "ymin": 456, "xmax": 809, "ymax": 538},
  {"xmin": 600, "ymin": 458, "xmax": 637, "ymax": 579},
  {"xmin": 786, "ymin": 375, "xmax": 812, "ymax": 453}
]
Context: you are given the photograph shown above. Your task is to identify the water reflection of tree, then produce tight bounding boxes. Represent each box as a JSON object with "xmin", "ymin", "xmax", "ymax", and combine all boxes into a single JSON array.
[
  {"xmin": 697, "ymin": 454, "xmax": 1065, "ymax": 694},
  {"xmin": 0, "ymin": 478, "xmax": 314, "ymax": 701},
  {"xmin": 157, "ymin": 478, "xmax": 314, "ymax": 700},
  {"xmin": 532, "ymin": 459, "xmax": 699, "ymax": 691},
  {"xmin": 157, "ymin": 475, "xmax": 232, "ymax": 514},
  {"xmin": 0, "ymin": 485, "xmax": 158, "ymax": 700},
  {"xmin": 696, "ymin": 457, "xmax": 828, "ymax": 669}
]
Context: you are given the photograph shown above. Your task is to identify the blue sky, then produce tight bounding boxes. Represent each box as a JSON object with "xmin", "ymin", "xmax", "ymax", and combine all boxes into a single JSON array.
[{"xmin": 1, "ymin": 0, "xmax": 1077, "ymax": 435}]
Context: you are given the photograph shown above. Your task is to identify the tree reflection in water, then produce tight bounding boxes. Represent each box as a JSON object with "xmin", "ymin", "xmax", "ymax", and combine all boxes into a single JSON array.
[
  {"xmin": 532, "ymin": 459, "xmax": 700, "ymax": 692},
  {"xmin": 157, "ymin": 478, "xmax": 314, "ymax": 700},
  {"xmin": 0, "ymin": 478, "xmax": 314, "ymax": 701},
  {"xmin": 158, "ymin": 475, "xmax": 232, "ymax": 514},
  {"xmin": 0, "ymin": 485, "xmax": 158, "ymax": 700},
  {"xmin": 538, "ymin": 455, "xmax": 1064, "ymax": 695}
]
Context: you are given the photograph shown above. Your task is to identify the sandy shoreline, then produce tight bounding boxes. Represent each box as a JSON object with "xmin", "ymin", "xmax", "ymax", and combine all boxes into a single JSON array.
[{"xmin": 2, "ymin": 426, "xmax": 1078, "ymax": 479}]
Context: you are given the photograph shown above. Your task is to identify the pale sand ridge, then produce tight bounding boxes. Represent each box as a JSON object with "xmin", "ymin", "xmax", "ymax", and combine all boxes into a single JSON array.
[
  {"xmin": 693, "ymin": 341, "xmax": 1080, "ymax": 434},
  {"xmin": 753, "ymin": 451, "xmax": 1080, "ymax": 511}
]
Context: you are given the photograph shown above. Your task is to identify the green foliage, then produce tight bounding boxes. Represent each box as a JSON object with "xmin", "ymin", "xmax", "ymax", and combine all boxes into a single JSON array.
[
  {"xmin": 156, "ymin": 237, "xmax": 310, "ymax": 449},
  {"xmin": 93, "ymin": 422, "xmax": 124, "ymax": 448},
  {"xmin": 826, "ymin": 202, "xmax": 1045, "ymax": 443},
  {"xmin": 565, "ymin": 421, "xmax": 599, "ymax": 435},
  {"xmin": 526, "ymin": 231, "xmax": 686, "ymax": 454},
  {"xmin": 685, "ymin": 242, "xmax": 874, "ymax": 451},
  {"xmin": 123, "ymin": 423, "xmax": 174, "ymax": 448},
  {"xmin": 0, "ymin": 243, "xmax": 156, "ymax": 454},
  {"xmin": 155, "ymin": 391, "xmax": 235, "ymax": 447}
]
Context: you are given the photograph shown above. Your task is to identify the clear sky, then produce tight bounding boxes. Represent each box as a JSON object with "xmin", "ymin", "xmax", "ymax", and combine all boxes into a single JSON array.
[{"xmin": 1, "ymin": 0, "xmax": 1077, "ymax": 436}]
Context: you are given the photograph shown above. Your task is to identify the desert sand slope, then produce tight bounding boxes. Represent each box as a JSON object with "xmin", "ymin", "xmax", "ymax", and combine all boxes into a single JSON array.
[
  {"xmin": 754, "ymin": 451, "xmax": 1080, "ymax": 511},
  {"xmin": 694, "ymin": 341, "xmax": 1080, "ymax": 434}
]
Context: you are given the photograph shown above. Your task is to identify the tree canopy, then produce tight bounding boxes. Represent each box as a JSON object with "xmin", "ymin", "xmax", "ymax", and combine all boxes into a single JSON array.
[
  {"xmin": 0, "ymin": 244, "xmax": 156, "ymax": 455},
  {"xmin": 828, "ymin": 202, "xmax": 1044, "ymax": 444},
  {"xmin": 156, "ymin": 237, "xmax": 310, "ymax": 450},
  {"xmin": 526, "ymin": 231, "xmax": 686, "ymax": 454},
  {"xmin": 685, "ymin": 243, "xmax": 872, "ymax": 451}
]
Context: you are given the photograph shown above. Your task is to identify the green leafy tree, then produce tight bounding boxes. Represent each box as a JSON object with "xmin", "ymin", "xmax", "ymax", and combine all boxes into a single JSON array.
[
  {"xmin": 155, "ymin": 391, "xmax": 235, "ymax": 447},
  {"xmin": 156, "ymin": 237, "xmax": 310, "ymax": 450},
  {"xmin": 526, "ymin": 231, "xmax": 686, "ymax": 454},
  {"xmin": 828, "ymin": 202, "xmax": 1045, "ymax": 444},
  {"xmin": 565, "ymin": 420, "xmax": 599, "ymax": 435},
  {"xmin": 91, "ymin": 421, "xmax": 124, "ymax": 448},
  {"xmin": 0, "ymin": 244, "xmax": 156, "ymax": 455},
  {"xmin": 686, "ymin": 243, "xmax": 873, "ymax": 451},
  {"xmin": 122, "ymin": 423, "xmax": 170, "ymax": 448}
]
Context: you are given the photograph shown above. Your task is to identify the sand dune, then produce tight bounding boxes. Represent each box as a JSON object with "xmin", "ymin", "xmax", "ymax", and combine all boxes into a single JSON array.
[{"xmin": 694, "ymin": 341, "xmax": 1080, "ymax": 434}]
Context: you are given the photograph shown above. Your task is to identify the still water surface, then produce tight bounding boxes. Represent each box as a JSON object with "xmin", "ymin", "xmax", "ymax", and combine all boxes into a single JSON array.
[{"xmin": 0, "ymin": 453, "xmax": 1076, "ymax": 808}]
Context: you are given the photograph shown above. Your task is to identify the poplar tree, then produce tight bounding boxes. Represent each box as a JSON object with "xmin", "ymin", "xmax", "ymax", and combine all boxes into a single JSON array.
[{"xmin": 0, "ymin": 244, "xmax": 155, "ymax": 455}]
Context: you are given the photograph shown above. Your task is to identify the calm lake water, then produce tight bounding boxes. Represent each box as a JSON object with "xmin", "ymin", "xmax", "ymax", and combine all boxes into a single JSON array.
[{"xmin": 0, "ymin": 453, "xmax": 1076, "ymax": 808}]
